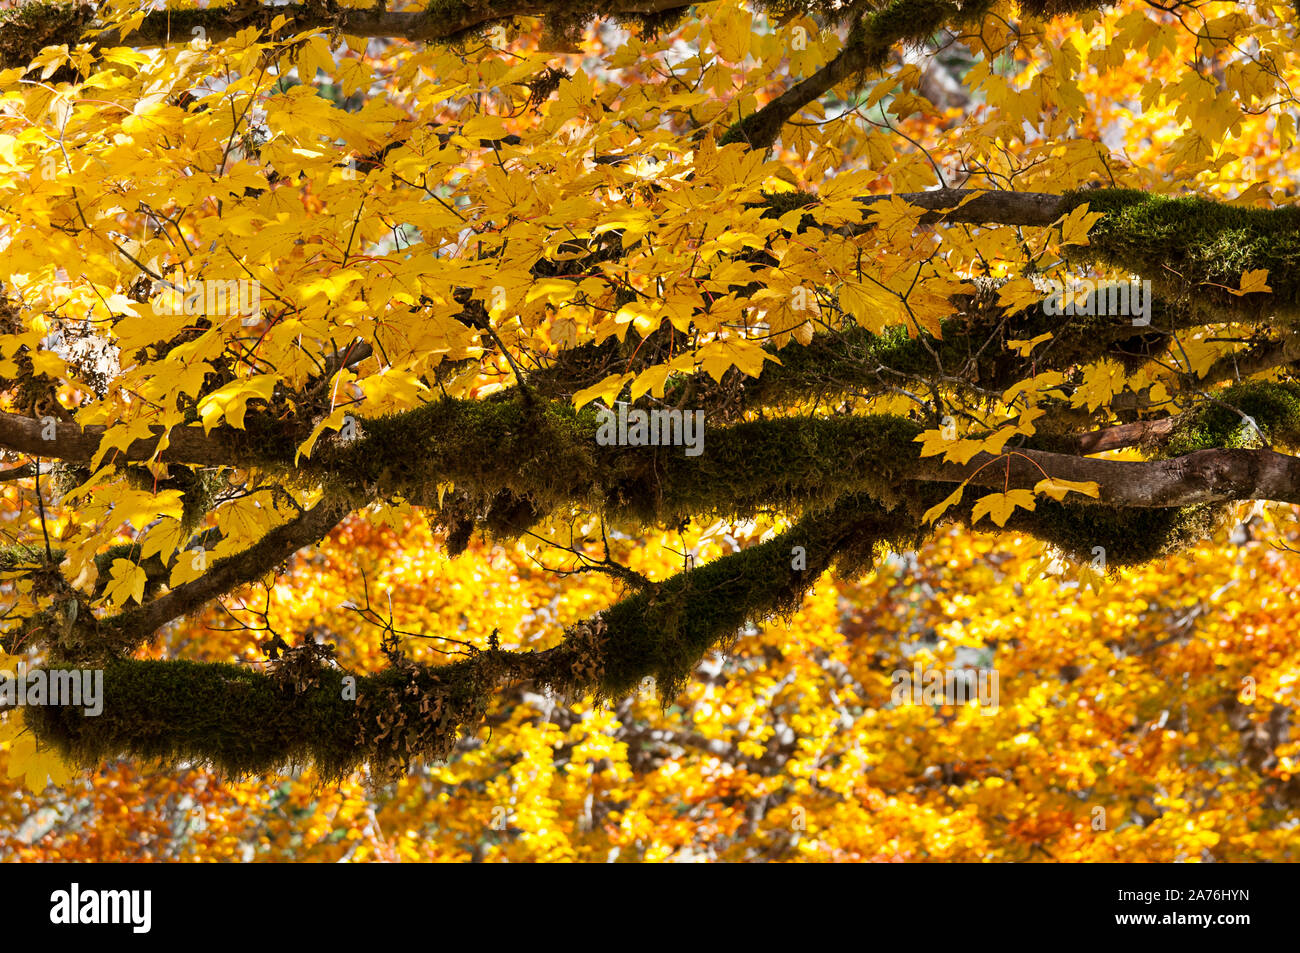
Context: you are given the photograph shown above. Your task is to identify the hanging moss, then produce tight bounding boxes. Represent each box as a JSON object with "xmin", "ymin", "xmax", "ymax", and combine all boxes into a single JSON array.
[
  {"xmin": 1004, "ymin": 500, "xmax": 1231, "ymax": 567},
  {"xmin": 178, "ymin": 470, "xmax": 228, "ymax": 536},
  {"xmin": 613, "ymin": 7, "xmax": 689, "ymax": 38},
  {"xmin": 1018, "ymin": 0, "xmax": 1117, "ymax": 15},
  {"xmin": 752, "ymin": 0, "xmax": 864, "ymax": 19},
  {"xmin": 351, "ymin": 651, "xmax": 508, "ymax": 778},
  {"xmin": 756, "ymin": 189, "xmax": 820, "ymax": 225},
  {"xmin": 845, "ymin": 0, "xmax": 958, "ymax": 69},
  {"xmin": 419, "ymin": 0, "xmax": 510, "ymax": 51},
  {"xmin": 423, "ymin": 0, "xmax": 474, "ymax": 20},
  {"xmin": 641, "ymin": 414, "xmax": 924, "ymax": 525}
]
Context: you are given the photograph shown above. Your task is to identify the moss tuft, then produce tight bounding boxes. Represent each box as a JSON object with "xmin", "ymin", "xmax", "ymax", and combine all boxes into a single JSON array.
[
  {"xmin": 755, "ymin": 189, "xmax": 819, "ymax": 225},
  {"xmin": 1007, "ymin": 500, "xmax": 1231, "ymax": 567},
  {"xmin": 0, "ymin": 2, "xmax": 94, "ymax": 71},
  {"xmin": 311, "ymin": 398, "xmax": 602, "ymax": 522},
  {"xmin": 613, "ymin": 6, "xmax": 689, "ymax": 38},
  {"xmin": 0, "ymin": 542, "xmax": 50, "ymax": 573},
  {"xmin": 1163, "ymin": 381, "xmax": 1300, "ymax": 457},
  {"xmin": 847, "ymin": 0, "xmax": 957, "ymax": 69}
]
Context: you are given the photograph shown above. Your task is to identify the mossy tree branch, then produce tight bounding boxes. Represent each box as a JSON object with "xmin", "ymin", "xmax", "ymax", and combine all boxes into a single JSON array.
[
  {"xmin": 839, "ymin": 189, "xmax": 1300, "ymax": 323},
  {"xmin": 0, "ymin": 0, "xmax": 694, "ymax": 70},
  {"xmin": 5, "ymin": 382, "xmax": 1300, "ymax": 549},
  {"xmin": 24, "ymin": 493, "xmax": 914, "ymax": 778},
  {"xmin": 4, "ymin": 188, "xmax": 1294, "ymax": 465},
  {"xmin": 0, "ymin": 0, "xmax": 1127, "ymax": 73},
  {"xmin": 22, "ymin": 483, "xmax": 1221, "ymax": 778},
  {"xmin": 5, "ymin": 0, "xmax": 1298, "ymax": 790}
]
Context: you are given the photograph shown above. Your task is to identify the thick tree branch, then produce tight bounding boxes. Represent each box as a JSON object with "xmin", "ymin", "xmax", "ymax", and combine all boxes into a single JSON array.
[
  {"xmin": 6, "ymin": 383, "xmax": 1300, "ymax": 539},
  {"xmin": 25, "ymin": 493, "xmax": 914, "ymax": 776},
  {"xmin": 23, "ymin": 478, "xmax": 1222, "ymax": 779},
  {"xmin": 853, "ymin": 187, "xmax": 1073, "ymax": 227},
  {"xmin": 1066, "ymin": 417, "xmax": 1181, "ymax": 454},
  {"xmin": 918, "ymin": 445, "xmax": 1300, "ymax": 508},
  {"xmin": 0, "ymin": 410, "xmax": 288, "ymax": 468},
  {"xmin": 0, "ymin": 0, "xmax": 693, "ymax": 69}
]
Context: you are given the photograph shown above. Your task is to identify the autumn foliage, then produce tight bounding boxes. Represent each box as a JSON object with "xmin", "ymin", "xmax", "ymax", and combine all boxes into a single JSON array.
[{"xmin": 0, "ymin": 0, "xmax": 1298, "ymax": 860}]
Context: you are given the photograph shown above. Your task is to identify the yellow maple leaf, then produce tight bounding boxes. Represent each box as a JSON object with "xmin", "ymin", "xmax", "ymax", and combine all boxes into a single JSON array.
[
  {"xmin": 359, "ymin": 367, "xmax": 431, "ymax": 410},
  {"xmin": 573, "ymin": 372, "xmax": 633, "ymax": 409},
  {"xmin": 169, "ymin": 553, "xmax": 206, "ymax": 588},
  {"xmin": 696, "ymin": 339, "xmax": 780, "ymax": 383},
  {"xmin": 1055, "ymin": 202, "xmax": 1104, "ymax": 247},
  {"xmin": 1035, "ymin": 477, "xmax": 1101, "ymax": 501},
  {"xmin": 922, "ymin": 484, "xmax": 965, "ymax": 525},
  {"xmin": 971, "ymin": 490, "xmax": 1036, "ymax": 527},
  {"xmin": 1071, "ymin": 359, "xmax": 1127, "ymax": 412},
  {"xmin": 1228, "ymin": 268, "xmax": 1272, "ymax": 296},
  {"xmin": 1007, "ymin": 332, "xmax": 1053, "ymax": 356},
  {"xmin": 7, "ymin": 732, "xmax": 71, "ymax": 793},
  {"xmin": 197, "ymin": 375, "xmax": 279, "ymax": 433},
  {"xmin": 630, "ymin": 365, "xmax": 672, "ymax": 401},
  {"xmin": 942, "ymin": 438, "xmax": 991, "ymax": 465},
  {"xmin": 1014, "ymin": 405, "xmax": 1047, "ymax": 435},
  {"xmin": 998, "ymin": 279, "xmax": 1048, "ymax": 316},
  {"xmin": 296, "ymin": 35, "xmax": 335, "ymax": 80},
  {"xmin": 863, "ymin": 195, "xmax": 927, "ymax": 236},
  {"xmin": 296, "ymin": 406, "xmax": 353, "ymax": 464},
  {"xmin": 111, "ymin": 488, "xmax": 185, "ymax": 531},
  {"xmin": 462, "ymin": 114, "xmax": 508, "ymax": 140},
  {"xmin": 92, "ymin": 416, "xmax": 161, "ymax": 470},
  {"xmin": 104, "ymin": 558, "xmax": 148, "ymax": 606},
  {"xmin": 140, "ymin": 517, "xmax": 186, "ymax": 565},
  {"xmin": 710, "ymin": 0, "xmax": 752, "ymax": 63}
]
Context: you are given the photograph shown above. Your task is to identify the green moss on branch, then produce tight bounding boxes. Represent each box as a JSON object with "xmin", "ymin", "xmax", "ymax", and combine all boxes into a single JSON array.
[
  {"xmin": 24, "ymin": 658, "xmax": 359, "ymax": 780},
  {"xmin": 27, "ymin": 496, "xmax": 918, "ymax": 776},
  {"xmin": 23, "ymin": 486, "xmax": 1240, "ymax": 778},
  {"xmin": 1005, "ymin": 500, "xmax": 1231, "ymax": 567},
  {"xmin": 1063, "ymin": 189, "xmax": 1300, "ymax": 321},
  {"xmin": 0, "ymin": 2, "xmax": 93, "ymax": 71},
  {"xmin": 304, "ymin": 397, "xmax": 929, "ymax": 534},
  {"xmin": 1162, "ymin": 381, "xmax": 1300, "ymax": 457}
]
